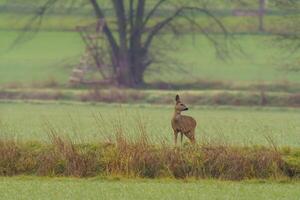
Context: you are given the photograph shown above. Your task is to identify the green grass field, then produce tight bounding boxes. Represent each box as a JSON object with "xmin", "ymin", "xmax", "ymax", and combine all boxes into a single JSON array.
[
  {"xmin": 0, "ymin": 31, "xmax": 83, "ymax": 84},
  {"xmin": 1, "ymin": 177, "xmax": 300, "ymax": 200},
  {"xmin": 0, "ymin": 30, "xmax": 299, "ymax": 86},
  {"xmin": 0, "ymin": 0, "xmax": 300, "ymax": 87},
  {"xmin": 0, "ymin": 2, "xmax": 300, "ymax": 198},
  {"xmin": 1, "ymin": 101, "xmax": 300, "ymax": 146}
]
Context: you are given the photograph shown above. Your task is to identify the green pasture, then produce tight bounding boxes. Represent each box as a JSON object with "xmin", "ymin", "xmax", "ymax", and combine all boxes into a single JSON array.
[
  {"xmin": 1, "ymin": 177, "xmax": 300, "ymax": 200},
  {"xmin": 0, "ymin": 31, "xmax": 83, "ymax": 84},
  {"xmin": 148, "ymin": 34, "xmax": 299, "ymax": 84},
  {"xmin": 1, "ymin": 101, "xmax": 299, "ymax": 146},
  {"xmin": 0, "ymin": 30, "xmax": 299, "ymax": 86},
  {"xmin": 0, "ymin": 1, "xmax": 299, "ymax": 86}
]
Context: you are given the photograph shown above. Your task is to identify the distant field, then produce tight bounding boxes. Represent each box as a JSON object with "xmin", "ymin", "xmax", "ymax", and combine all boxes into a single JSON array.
[
  {"xmin": 0, "ymin": 1, "xmax": 299, "ymax": 86},
  {"xmin": 0, "ymin": 30, "xmax": 299, "ymax": 86},
  {"xmin": 1, "ymin": 101, "xmax": 300, "ymax": 146},
  {"xmin": 0, "ymin": 31, "xmax": 83, "ymax": 84},
  {"xmin": 1, "ymin": 177, "xmax": 300, "ymax": 200}
]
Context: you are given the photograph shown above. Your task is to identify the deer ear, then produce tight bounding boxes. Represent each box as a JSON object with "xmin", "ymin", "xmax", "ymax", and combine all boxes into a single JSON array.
[{"xmin": 175, "ymin": 94, "xmax": 180, "ymax": 102}]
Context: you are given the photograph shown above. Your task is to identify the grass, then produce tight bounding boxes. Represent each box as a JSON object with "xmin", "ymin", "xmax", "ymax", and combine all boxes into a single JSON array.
[
  {"xmin": 1, "ymin": 103, "xmax": 299, "ymax": 180},
  {"xmin": 1, "ymin": 101, "xmax": 300, "ymax": 146},
  {"xmin": 0, "ymin": 30, "xmax": 84, "ymax": 84},
  {"xmin": 0, "ymin": 134, "xmax": 288, "ymax": 179},
  {"xmin": 0, "ymin": 1, "xmax": 300, "ymax": 87},
  {"xmin": 0, "ymin": 30, "xmax": 300, "ymax": 86},
  {"xmin": 0, "ymin": 3, "xmax": 300, "ymax": 198},
  {"xmin": 147, "ymin": 34, "xmax": 300, "ymax": 84},
  {"xmin": 0, "ymin": 177, "xmax": 299, "ymax": 200}
]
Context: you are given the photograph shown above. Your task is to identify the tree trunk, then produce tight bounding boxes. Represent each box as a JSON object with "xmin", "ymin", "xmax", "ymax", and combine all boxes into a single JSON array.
[
  {"xmin": 258, "ymin": 0, "xmax": 265, "ymax": 32},
  {"xmin": 114, "ymin": 50, "xmax": 146, "ymax": 87},
  {"xmin": 115, "ymin": 52, "xmax": 133, "ymax": 86},
  {"xmin": 132, "ymin": 62, "xmax": 146, "ymax": 86},
  {"xmin": 115, "ymin": 62, "xmax": 145, "ymax": 87}
]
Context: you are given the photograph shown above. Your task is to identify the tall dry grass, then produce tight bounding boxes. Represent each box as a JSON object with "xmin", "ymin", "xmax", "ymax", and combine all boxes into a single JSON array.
[{"xmin": 0, "ymin": 116, "xmax": 299, "ymax": 180}]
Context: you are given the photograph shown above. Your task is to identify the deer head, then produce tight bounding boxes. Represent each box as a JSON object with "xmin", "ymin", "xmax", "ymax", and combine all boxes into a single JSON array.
[{"xmin": 175, "ymin": 94, "xmax": 188, "ymax": 113}]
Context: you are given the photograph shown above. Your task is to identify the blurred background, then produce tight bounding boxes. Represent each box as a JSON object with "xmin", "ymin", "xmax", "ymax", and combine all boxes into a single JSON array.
[{"xmin": 0, "ymin": 0, "xmax": 299, "ymax": 90}]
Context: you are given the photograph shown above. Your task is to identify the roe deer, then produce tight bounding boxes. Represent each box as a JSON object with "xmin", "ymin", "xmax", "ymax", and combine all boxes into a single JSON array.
[{"xmin": 171, "ymin": 94, "xmax": 197, "ymax": 145}]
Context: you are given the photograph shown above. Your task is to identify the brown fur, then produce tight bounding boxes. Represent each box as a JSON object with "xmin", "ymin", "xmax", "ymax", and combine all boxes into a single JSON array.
[{"xmin": 171, "ymin": 95, "xmax": 197, "ymax": 145}]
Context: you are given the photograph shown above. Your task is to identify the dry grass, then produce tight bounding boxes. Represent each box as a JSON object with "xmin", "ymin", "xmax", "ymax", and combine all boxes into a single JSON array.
[
  {"xmin": 0, "ymin": 90, "xmax": 64, "ymax": 100},
  {"xmin": 0, "ymin": 134, "xmax": 298, "ymax": 180},
  {"xmin": 2, "ymin": 78, "xmax": 62, "ymax": 89},
  {"xmin": 79, "ymin": 88, "xmax": 146, "ymax": 103},
  {"xmin": 147, "ymin": 80, "xmax": 300, "ymax": 93},
  {"xmin": 1, "ymin": 88, "xmax": 300, "ymax": 107},
  {"xmin": 0, "ymin": 113, "xmax": 299, "ymax": 180}
]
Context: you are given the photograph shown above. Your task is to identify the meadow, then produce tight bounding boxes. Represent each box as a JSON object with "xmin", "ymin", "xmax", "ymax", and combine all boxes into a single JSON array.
[
  {"xmin": 0, "ymin": 1, "xmax": 300, "ymax": 198},
  {"xmin": 1, "ymin": 101, "xmax": 300, "ymax": 146},
  {"xmin": 1, "ymin": 177, "xmax": 300, "ymax": 200},
  {"xmin": 0, "ymin": 30, "xmax": 299, "ymax": 86},
  {"xmin": 1, "ymin": 1, "xmax": 299, "ymax": 87}
]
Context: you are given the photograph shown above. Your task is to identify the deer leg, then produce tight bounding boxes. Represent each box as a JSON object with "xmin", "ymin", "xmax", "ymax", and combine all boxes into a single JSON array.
[
  {"xmin": 174, "ymin": 131, "xmax": 178, "ymax": 146},
  {"xmin": 180, "ymin": 132, "xmax": 183, "ymax": 145},
  {"xmin": 189, "ymin": 130, "xmax": 196, "ymax": 144}
]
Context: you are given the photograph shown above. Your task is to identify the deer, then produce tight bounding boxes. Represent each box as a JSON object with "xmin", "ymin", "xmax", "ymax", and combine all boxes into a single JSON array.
[{"xmin": 171, "ymin": 94, "xmax": 197, "ymax": 145}]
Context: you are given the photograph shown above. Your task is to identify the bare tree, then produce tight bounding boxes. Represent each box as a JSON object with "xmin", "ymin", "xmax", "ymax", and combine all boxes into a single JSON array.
[{"xmin": 14, "ymin": 0, "xmax": 232, "ymax": 87}]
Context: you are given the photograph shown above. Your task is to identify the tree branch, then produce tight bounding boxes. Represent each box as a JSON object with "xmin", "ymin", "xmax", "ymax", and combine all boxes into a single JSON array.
[
  {"xmin": 89, "ymin": 0, "xmax": 119, "ymax": 58},
  {"xmin": 142, "ymin": 0, "xmax": 167, "ymax": 27},
  {"xmin": 144, "ymin": 6, "xmax": 229, "ymax": 50},
  {"xmin": 112, "ymin": 0, "xmax": 128, "ymax": 52},
  {"xmin": 129, "ymin": 0, "xmax": 135, "ymax": 34},
  {"xmin": 10, "ymin": 0, "xmax": 58, "ymax": 47},
  {"xmin": 144, "ymin": 7, "xmax": 184, "ymax": 49},
  {"xmin": 135, "ymin": 0, "xmax": 145, "ymax": 32}
]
